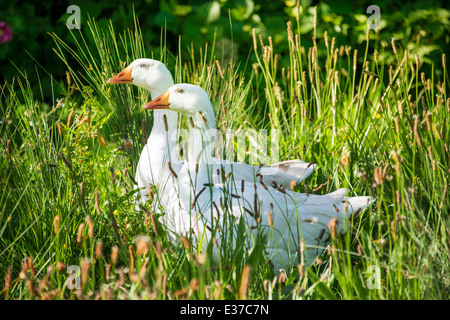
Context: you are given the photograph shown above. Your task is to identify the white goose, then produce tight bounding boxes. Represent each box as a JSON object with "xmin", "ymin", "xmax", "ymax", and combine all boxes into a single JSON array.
[
  {"xmin": 144, "ymin": 84, "xmax": 374, "ymax": 272},
  {"xmin": 107, "ymin": 59, "xmax": 316, "ymax": 205}
]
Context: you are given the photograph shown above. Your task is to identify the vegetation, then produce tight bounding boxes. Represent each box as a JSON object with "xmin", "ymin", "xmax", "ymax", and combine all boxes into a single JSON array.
[
  {"xmin": 2, "ymin": 0, "xmax": 449, "ymax": 100},
  {"xmin": 0, "ymin": 1, "xmax": 449, "ymax": 300}
]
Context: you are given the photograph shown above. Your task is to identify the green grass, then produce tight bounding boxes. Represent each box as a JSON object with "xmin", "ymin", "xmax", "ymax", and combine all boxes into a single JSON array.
[{"xmin": 1, "ymin": 9, "xmax": 449, "ymax": 300}]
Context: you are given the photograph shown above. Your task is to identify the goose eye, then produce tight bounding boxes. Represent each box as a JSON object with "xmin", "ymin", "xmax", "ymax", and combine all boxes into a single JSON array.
[
  {"xmin": 176, "ymin": 89, "xmax": 185, "ymax": 94},
  {"xmin": 140, "ymin": 64, "xmax": 148, "ymax": 68}
]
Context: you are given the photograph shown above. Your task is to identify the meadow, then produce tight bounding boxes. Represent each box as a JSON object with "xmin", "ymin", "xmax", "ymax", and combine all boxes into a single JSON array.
[{"xmin": 0, "ymin": 4, "xmax": 449, "ymax": 300}]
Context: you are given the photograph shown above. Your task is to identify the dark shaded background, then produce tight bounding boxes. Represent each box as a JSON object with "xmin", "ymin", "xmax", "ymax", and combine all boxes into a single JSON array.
[{"xmin": 1, "ymin": 0, "xmax": 449, "ymax": 102}]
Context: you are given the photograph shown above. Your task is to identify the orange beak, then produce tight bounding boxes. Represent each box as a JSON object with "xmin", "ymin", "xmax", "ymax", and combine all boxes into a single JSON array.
[
  {"xmin": 144, "ymin": 91, "xmax": 170, "ymax": 110},
  {"xmin": 107, "ymin": 66, "xmax": 133, "ymax": 84}
]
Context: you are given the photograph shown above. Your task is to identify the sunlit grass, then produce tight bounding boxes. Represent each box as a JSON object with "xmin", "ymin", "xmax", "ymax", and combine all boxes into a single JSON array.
[{"xmin": 1, "ymin": 5, "xmax": 449, "ymax": 300}]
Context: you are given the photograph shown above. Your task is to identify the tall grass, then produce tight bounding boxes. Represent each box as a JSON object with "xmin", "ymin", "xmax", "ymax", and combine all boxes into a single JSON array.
[{"xmin": 1, "ymin": 6, "xmax": 449, "ymax": 300}]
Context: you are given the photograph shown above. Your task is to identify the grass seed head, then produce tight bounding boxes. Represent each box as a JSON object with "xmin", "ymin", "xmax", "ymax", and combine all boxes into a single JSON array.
[
  {"xmin": 428, "ymin": 146, "xmax": 436, "ymax": 171},
  {"xmin": 111, "ymin": 245, "xmax": 119, "ymax": 265},
  {"xmin": 189, "ymin": 278, "xmax": 199, "ymax": 293},
  {"xmin": 328, "ymin": 218, "xmax": 338, "ymax": 238},
  {"xmin": 413, "ymin": 117, "xmax": 423, "ymax": 147},
  {"xmin": 252, "ymin": 28, "xmax": 257, "ymax": 51},
  {"xmin": 290, "ymin": 180, "xmax": 297, "ymax": 190},
  {"xmin": 397, "ymin": 100, "xmax": 403, "ymax": 114},
  {"xmin": 142, "ymin": 118, "xmax": 147, "ymax": 144},
  {"xmin": 94, "ymin": 193, "xmax": 102, "ymax": 215},
  {"xmin": 440, "ymin": 181, "xmax": 448, "ymax": 210},
  {"xmin": 196, "ymin": 252, "xmax": 207, "ymax": 265},
  {"xmin": 136, "ymin": 235, "xmax": 150, "ymax": 255},
  {"xmin": 26, "ymin": 278, "xmax": 37, "ymax": 296},
  {"xmin": 81, "ymin": 259, "xmax": 90, "ymax": 286},
  {"xmin": 239, "ymin": 265, "xmax": 251, "ymax": 299},
  {"xmin": 56, "ymin": 262, "xmax": 67, "ymax": 273},
  {"xmin": 278, "ymin": 271, "xmax": 287, "ymax": 284},
  {"xmin": 95, "ymin": 241, "xmax": 103, "ymax": 259},
  {"xmin": 268, "ymin": 211, "xmax": 273, "ymax": 227},
  {"xmin": 77, "ymin": 223, "xmax": 85, "ymax": 243},
  {"xmin": 313, "ymin": 6, "xmax": 317, "ymax": 29},
  {"xmin": 391, "ymin": 37, "xmax": 397, "ymax": 55},
  {"xmin": 353, "ymin": 49, "xmax": 358, "ymax": 70},
  {"xmin": 66, "ymin": 108, "xmax": 75, "ymax": 127},
  {"xmin": 56, "ymin": 122, "xmax": 62, "ymax": 136},
  {"xmin": 340, "ymin": 153, "xmax": 349, "ymax": 167},
  {"xmin": 3, "ymin": 266, "xmax": 12, "ymax": 299},
  {"xmin": 373, "ymin": 166, "xmax": 385, "ymax": 186},
  {"xmin": 128, "ymin": 245, "xmax": 135, "ymax": 272},
  {"xmin": 163, "ymin": 114, "xmax": 168, "ymax": 132},
  {"xmin": 214, "ymin": 282, "xmax": 222, "ymax": 299},
  {"xmin": 60, "ymin": 152, "xmax": 72, "ymax": 170},
  {"xmin": 53, "ymin": 215, "xmax": 60, "ymax": 234},
  {"xmin": 392, "ymin": 151, "xmax": 401, "ymax": 175},
  {"xmin": 425, "ymin": 111, "xmax": 432, "ymax": 131},
  {"xmin": 6, "ymin": 139, "xmax": 11, "ymax": 154},
  {"xmin": 167, "ymin": 161, "xmax": 178, "ymax": 179},
  {"xmin": 85, "ymin": 216, "xmax": 94, "ymax": 239},
  {"xmin": 97, "ymin": 130, "xmax": 107, "ymax": 146}
]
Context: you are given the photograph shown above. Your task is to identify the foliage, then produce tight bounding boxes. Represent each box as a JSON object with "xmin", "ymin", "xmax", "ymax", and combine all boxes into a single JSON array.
[
  {"xmin": 1, "ymin": 0, "xmax": 449, "ymax": 102},
  {"xmin": 0, "ymin": 1, "xmax": 449, "ymax": 300}
]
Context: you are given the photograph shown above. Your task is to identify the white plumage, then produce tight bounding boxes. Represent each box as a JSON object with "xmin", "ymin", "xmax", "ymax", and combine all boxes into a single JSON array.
[{"xmin": 108, "ymin": 59, "xmax": 315, "ymax": 205}]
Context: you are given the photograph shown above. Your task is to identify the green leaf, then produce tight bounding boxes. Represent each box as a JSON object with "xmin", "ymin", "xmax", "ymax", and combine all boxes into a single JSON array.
[
  {"xmin": 174, "ymin": 4, "xmax": 193, "ymax": 16},
  {"xmin": 197, "ymin": 1, "xmax": 221, "ymax": 24}
]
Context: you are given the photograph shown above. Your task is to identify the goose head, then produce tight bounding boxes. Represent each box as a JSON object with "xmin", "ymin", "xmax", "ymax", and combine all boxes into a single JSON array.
[
  {"xmin": 145, "ymin": 84, "xmax": 216, "ymax": 166},
  {"xmin": 107, "ymin": 58, "xmax": 173, "ymax": 92},
  {"xmin": 144, "ymin": 84, "xmax": 214, "ymax": 125}
]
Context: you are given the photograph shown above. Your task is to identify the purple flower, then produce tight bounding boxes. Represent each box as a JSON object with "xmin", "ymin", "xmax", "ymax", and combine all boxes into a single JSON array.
[{"xmin": 0, "ymin": 21, "xmax": 13, "ymax": 44}]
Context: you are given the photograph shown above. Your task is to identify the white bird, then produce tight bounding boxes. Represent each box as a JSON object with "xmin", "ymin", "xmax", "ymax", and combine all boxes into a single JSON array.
[
  {"xmin": 144, "ymin": 84, "xmax": 374, "ymax": 272},
  {"xmin": 108, "ymin": 59, "xmax": 179, "ymax": 204},
  {"xmin": 107, "ymin": 59, "xmax": 315, "ymax": 205}
]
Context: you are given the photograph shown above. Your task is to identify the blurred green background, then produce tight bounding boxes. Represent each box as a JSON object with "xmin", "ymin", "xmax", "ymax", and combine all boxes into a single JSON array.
[{"xmin": 1, "ymin": 0, "xmax": 449, "ymax": 102}]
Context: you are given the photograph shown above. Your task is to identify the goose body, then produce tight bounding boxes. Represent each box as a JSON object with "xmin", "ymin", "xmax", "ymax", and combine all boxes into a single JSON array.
[
  {"xmin": 144, "ymin": 84, "xmax": 374, "ymax": 272},
  {"xmin": 108, "ymin": 59, "xmax": 179, "ymax": 203},
  {"xmin": 108, "ymin": 59, "xmax": 315, "ymax": 205}
]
